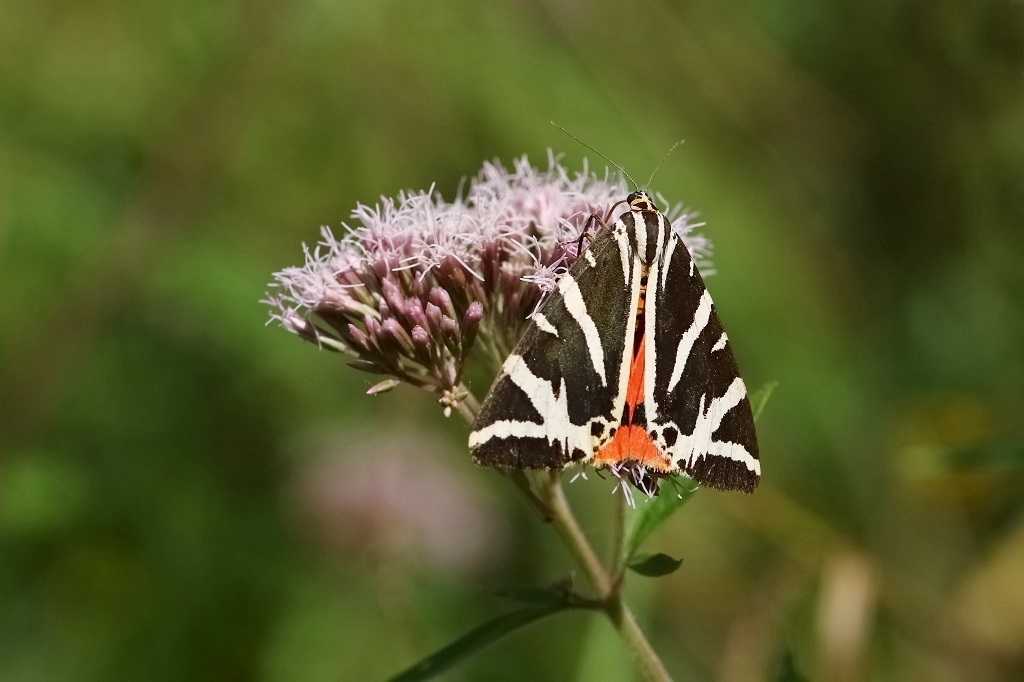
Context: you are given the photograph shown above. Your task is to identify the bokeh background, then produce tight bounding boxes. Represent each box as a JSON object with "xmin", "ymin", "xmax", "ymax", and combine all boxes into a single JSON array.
[{"xmin": 2, "ymin": 1, "xmax": 1023, "ymax": 680}]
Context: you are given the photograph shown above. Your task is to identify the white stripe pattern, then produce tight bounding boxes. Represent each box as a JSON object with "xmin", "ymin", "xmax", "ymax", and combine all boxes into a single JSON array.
[
  {"xmin": 660, "ymin": 218, "xmax": 676, "ymax": 290},
  {"xmin": 644, "ymin": 213, "xmax": 667, "ymax": 414},
  {"xmin": 533, "ymin": 313, "xmax": 559, "ymax": 337},
  {"xmin": 672, "ymin": 378, "xmax": 759, "ymax": 474},
  {"xmin": 467, "ymin": 355, "xmax": 588, "ymax": 455},
  {"xmin": 633, "ymin": 211, "xmax": 647, "ymax": 264},
  {"xmin": 609, "ymin": 239, "xmax": 643, "ymax": 434},
  {"xmin": 667, "ymin": 290, "xmax": 713, "ymax": 392},
  {"xmin": 615, "ymin": 219, "xmax": 631, "ymax": 282},
  {"xmin": 558, "ymin": 274, "xmax": 607, "ymax": 386}
]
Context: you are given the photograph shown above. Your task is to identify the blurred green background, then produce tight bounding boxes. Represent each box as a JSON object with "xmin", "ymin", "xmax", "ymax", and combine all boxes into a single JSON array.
[{"xmin": 2, "ymin": 1, "xmax": 1023, "ymax": 680}]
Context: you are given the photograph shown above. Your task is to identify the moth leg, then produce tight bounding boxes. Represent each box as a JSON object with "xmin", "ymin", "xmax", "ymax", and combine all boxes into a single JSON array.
[{"xmin": 570, "ymin": 212, "xmax": 606, "ymax": 260}]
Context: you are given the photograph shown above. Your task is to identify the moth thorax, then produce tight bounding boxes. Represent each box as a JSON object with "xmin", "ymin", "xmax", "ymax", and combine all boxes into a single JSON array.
[{"xmin": 626, "ymin": 190, "xmax": 657, "ymax": 212}]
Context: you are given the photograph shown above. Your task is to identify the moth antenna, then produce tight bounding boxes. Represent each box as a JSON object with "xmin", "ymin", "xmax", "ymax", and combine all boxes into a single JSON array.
[
  {"xmin": 551, "ymin": 122, "xmax": 638, "ymax": 191},
  {"xmin": 644, "ymin": 139, "xmax": 685, "ymax": 190}
]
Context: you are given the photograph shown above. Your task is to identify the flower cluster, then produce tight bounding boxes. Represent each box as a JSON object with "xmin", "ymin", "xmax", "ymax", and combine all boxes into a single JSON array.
[{"xmin": 264, "ymin": 152, "xmax": 712, "ymax": 412}]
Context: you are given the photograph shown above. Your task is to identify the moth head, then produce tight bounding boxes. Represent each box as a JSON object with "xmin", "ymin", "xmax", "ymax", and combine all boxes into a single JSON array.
[{"xmin": 627, "ymin": 190, "xmax": 657, "ymax": 212}]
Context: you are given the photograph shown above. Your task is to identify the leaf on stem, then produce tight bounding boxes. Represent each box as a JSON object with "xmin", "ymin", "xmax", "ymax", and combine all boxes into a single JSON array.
[
  {"xmin": 492, "ymin": 581, "xmax": 574, "ymax": 607},
  {"xmin": 624, "ymin": 481, "xmax": 698, "ymax": 561},
  {"xmin": 627, "ymin": 552, "xmax": 683, "ymax": 577},
  {"xmin": 388, "ymin": 604, "xmax": 579, "ymax": 681},
  {"xmin": 750, "ymin": 380, "xmax": 778, "ymax": 422}
]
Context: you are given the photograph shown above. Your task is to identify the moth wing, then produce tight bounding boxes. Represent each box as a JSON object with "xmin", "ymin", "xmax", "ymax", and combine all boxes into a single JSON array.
[
  {"xmin": 648, "ymin": 231, "xmax": 760, "ymax": 492},
  {"xmin": 470, "ymin": 227, "xmax": 637, "ymax": 469}
]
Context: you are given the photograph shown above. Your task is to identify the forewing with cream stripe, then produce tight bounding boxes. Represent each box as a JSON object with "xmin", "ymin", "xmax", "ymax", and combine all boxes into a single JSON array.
[
  {"xmin": 469, "ymin": 216, "xmax": 638, "ymax": 469},
  {"xmin": 646, "ymin": 212, "xmax": 760, "ymax": 492},
  {"xmin": 470, "ymin": 191, "xmax": 760, "ymax": 494}
]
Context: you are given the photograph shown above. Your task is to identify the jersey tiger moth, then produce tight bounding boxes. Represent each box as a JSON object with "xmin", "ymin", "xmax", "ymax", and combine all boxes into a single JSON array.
[{"xmin": 468, "ymin": 188, "xmax": 760, "ymax": 495}]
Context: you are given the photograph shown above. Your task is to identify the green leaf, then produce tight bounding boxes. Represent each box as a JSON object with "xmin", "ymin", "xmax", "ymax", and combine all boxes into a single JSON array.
[
  {"xmin": 774, "ymin": 648, "xmax": 809, "ymax": 682},
  {"xmin": 389, "ymin": 604, "xmax": 575, "ymax": 681},
  {"xmin": 750, "ymin": 381, "xmax": 779, "ymax": 422},
  {"xmin": 491, "ymin": 581, "xmax": 574, "ymax": 606},
  {"xmin": 627, "ymin": 552, "xmax": 683, "ymax": 577},
  {"xmin": 624, "ymin": 481, "xmax": 697, "ymax": 560}
]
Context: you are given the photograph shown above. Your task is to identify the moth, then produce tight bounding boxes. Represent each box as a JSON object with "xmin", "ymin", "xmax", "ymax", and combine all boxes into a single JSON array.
[{"xmin": 469, "ymin": 188, "xmax": 760, "ymax": 495}]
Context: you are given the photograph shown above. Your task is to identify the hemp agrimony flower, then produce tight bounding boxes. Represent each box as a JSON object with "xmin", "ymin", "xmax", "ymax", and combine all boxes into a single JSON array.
[{"xmin": 264, "ymin": 153, "xmax": 711, "ymax": 414}]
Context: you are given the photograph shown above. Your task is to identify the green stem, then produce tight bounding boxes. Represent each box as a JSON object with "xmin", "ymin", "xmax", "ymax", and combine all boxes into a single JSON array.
[
  {"xmin": 538, "ymin": 471, "xmax": 612, "ymax": 595},
  {"xmin": 463, "ymin": 390, "xmax": 480, "ymax": 414},
  {"xmin": 506, "ymin": 469, "xmax": 552, "ymax": 519},
  {"xmin": 538, "ymin": 472, "xmax": 672, "ymax": 682},
  {"xmin": 605, "ymin": 596, "xmax": 673, "ymax": 682},
  {"xmin": 454, "ymin": 387, "xmax": 672, "ymax": 681},
  {"xmin": 451, "ymin": 384, "xmax": 481, "ymax": 424},
  {"xmin": 609, "ymin": 490, "xmax": 627, "ymax": 584}
]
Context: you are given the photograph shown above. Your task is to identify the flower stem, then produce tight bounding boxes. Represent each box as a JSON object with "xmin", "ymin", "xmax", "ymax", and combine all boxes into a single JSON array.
[
  {"xmin": 538, "ymin": 472, "xmax": 672, "ymax": 682},
  {"xmin": 605, "ymin": 596, "xmax": 674, "ymax": 682},
  {"xmin": 451, "ymin": 387, "xmax": 481, "ymax": 424},
  {"xmin": 610, "ymin": 490, "xmax": 627, "ymax": 581},
  {"xmin": 455, "ymin": 387, "xmax": 672, "ymax": 681},
  {"xmin": 538, "ymin": 471, "xmax": 612, "ymax": 595}
]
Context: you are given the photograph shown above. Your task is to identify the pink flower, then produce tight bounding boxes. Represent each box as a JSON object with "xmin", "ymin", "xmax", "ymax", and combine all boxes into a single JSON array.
[{"xmin": 264, "ymin": 153, "xmax": 711, "ymax": 413}]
